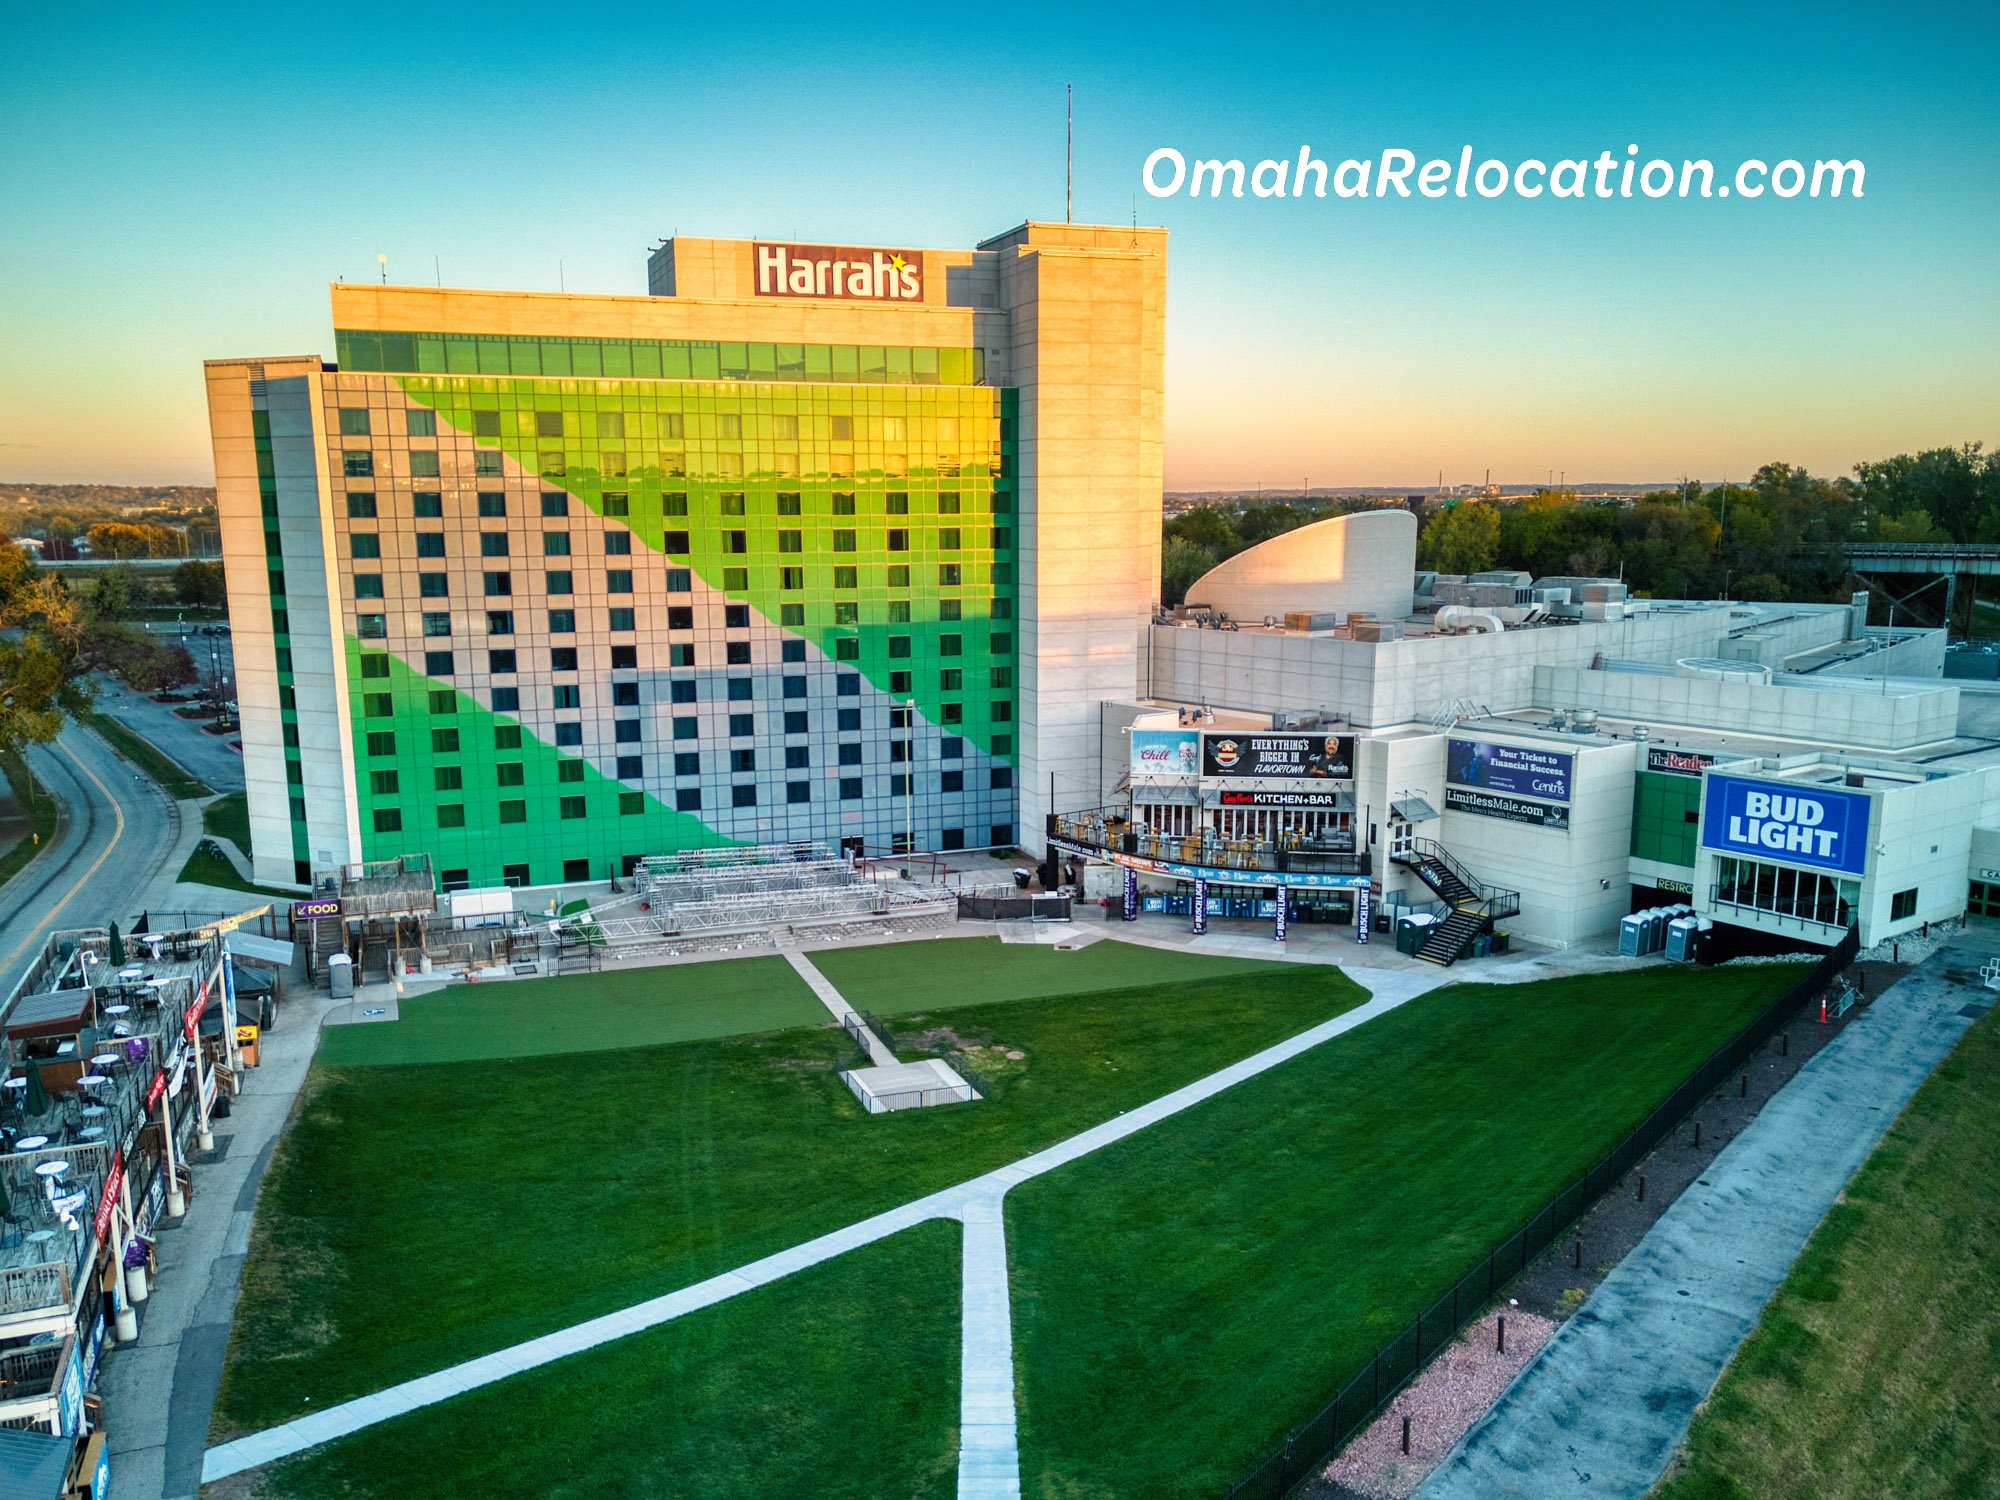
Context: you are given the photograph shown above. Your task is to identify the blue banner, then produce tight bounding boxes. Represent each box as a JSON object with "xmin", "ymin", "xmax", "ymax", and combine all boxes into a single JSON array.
[
  {"xmin": 1192, "ymin": 878, "xmax": 1208, "ymax": 934},
  {"xmin": 1274, "ymin": 885, "xmax": 1289, "ymax": 942},
  {"xmin": 1355, "ymin": 884, "xmax": 1372, "ymax": 944},
  {"xmin": 1699, "ymin": 774, "xmax": 1871, "ymax": 876},
  {"xmin": 1122, "ymin": 867, "xmax": 1139, "ymax": 921},
  {"xmin": 1447, "ymin": 739, "xmax": 1574, "ymax": 803}
]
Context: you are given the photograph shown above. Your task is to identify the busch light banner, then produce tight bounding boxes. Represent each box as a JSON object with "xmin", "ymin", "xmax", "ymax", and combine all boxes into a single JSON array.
[
  {"xmin": 1355, "ymin": 883, "xmax": 1372, "ymax": 944},
  {"xmin": 1699, "ymin": 774, "xmax": 1871, "ymax": 876},
  {"xmin": 1447, "ymin": 738, "xmax": 1573, "ymax": 802},
  {"xmin": 1274, "ymin": 884, "xmax": 1289, "ymax": 942},
  {"xmin": 1122, "ymin": 866, "xmax": 1139, "ymax": 921},
  {"xmin": 1130, "ymin": 729, "xmax": 1200, "ymax": 778},
  {"xmin": 1192, "ymin": 877, "xmax": 1208, "ymax": 934}
]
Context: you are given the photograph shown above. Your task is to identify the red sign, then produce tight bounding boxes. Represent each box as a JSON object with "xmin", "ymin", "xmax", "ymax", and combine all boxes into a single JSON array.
[
  {"xmin": 183, "ymin": 985, "xmax": 208, "ymax": 1041},
  {"xmin": 753, "ymin": 242, "xmax": 923, "ymax": 301},
  {"xmin": 94, "ymin": 1149, "xmax": 123, "ymax": 1239},
  {"xmin": 144, "ymin": 1069, "xmax": 165, "ymax": 1111}
]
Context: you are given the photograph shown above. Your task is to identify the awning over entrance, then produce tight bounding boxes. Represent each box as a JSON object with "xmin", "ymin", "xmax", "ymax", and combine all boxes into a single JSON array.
[{"xmin": 1391, "ymin": 797, "xmax": 1438, "ymax": 822}]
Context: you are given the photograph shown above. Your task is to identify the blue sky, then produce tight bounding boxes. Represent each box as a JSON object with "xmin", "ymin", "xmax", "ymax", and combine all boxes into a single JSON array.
[{"xmin": 2, "ymin": 1, "xmax": 1994, "ymax": 487}]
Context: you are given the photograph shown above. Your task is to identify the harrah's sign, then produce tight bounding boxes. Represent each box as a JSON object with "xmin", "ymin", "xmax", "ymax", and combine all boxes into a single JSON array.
[{"xmin": 754, "ymin": 243, "xmax": 924, "ymax": 301}]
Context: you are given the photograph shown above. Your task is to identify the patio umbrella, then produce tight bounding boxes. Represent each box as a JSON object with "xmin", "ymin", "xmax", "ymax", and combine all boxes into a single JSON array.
[
  {"xmin": 108, "ymin": 923, "xmax": 126, "ymax": 966},
  {"xmin": 23, "ymin": 1059, "xmax": 48, "ymax": 1118}
]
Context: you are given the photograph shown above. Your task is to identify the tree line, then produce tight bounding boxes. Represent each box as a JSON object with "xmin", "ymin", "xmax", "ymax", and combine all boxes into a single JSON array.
[{"xmin": 1162, "ymin": 443, "xmax": 2000, "ymax": 617}]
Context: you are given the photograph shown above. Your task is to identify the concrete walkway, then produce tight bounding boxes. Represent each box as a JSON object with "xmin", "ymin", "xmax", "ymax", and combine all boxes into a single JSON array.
[
  {"xmin": 956, "ymin": 1191, "xmax": 1020, "ymax": 1500},
  {"xmin": 1416, "ymin": 936, "xmax": 1990, "ymax": 1500},
  {"xmin": 203, "ymin": 965, "xmax": 1450, "ymax": 1487},
  {"xmin": 782, "ymin": 949, "xmax": 897, "ymax": 1065}
]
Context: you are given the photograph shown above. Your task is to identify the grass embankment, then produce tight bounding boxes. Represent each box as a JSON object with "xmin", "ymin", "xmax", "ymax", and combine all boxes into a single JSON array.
[
  {"xmin": 81, "ymin": 710, "xmax": 211, "ymax": 798},
  {"xmin": 261, "ymin": 1221, "xmax": 962, "ymax": 1500},
  {"xmin": 812, "ymin": 933, "xmax": 1294, "ymax": 1015},
  {"xmin": 215, "ymin": 948, "xmax": 1368, "ymax": 1435},
  {"xmin": 317, "ymin": 956, "xmax": 828, "ymax": 1065},
  {"xmin": 1653, "ymin": 1008, "xmax": 2000, "ymax": 1500},
  {"xmin": 175, "ymin": 790, "xmax": 296, "ymax": 899},
  {"xmin": 1006, "ymin": 963, "xmax": 1809, "ymax": 1498},
  {"xmin": 0, "ymin": 749, "xmax": 59, "ymax": 888}
]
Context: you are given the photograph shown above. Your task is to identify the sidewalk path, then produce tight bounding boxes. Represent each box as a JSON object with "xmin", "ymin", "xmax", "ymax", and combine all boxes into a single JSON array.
[
  {"xmin": 1416, "ymin": 936, "xmax": 1989, "ymax": 1500},
  {"xmin": 783, "ymin": 949, "xmax": 897, "ymax": 1065},
  {"xmin": 956, "ymin": 1191, "xmax": 1020, "ymax": 1500},
  {"xmin": 203, "ymin": 966, "xmax": 1449, "ymax": 1487}
]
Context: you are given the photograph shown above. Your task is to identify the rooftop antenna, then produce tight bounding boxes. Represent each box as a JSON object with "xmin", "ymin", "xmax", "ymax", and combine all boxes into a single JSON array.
[
  {"xmin": 376, "ymin": 253, "xmax": 388, "ymax": 284},
  {"xmin": 1066, "ymin": 83, "xmax": 1073, "ymax": 223},
  {"xmin": 434, "ymin": 254, "xmax": 441, "ymax": 287},
  {"xmin": 559, "ymin": 259, "xmax": 566, "ymax": 292}
]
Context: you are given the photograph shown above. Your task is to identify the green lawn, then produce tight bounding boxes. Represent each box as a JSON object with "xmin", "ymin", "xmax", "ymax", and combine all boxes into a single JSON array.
[
  {"xmin": 1652, "ymin": 1009, "xmax": 2000, "ymax": 1500},
  {"xmin": 259, "ymin": 1220, "xmax": 961, "ymax": 1500},
  {"xmin": 1007, "ymin": 963, "xmax": 1808, "ymax": 1499},
  {"xmin": 317, "ymin": 956, "xmax": 828, "ymax": 1065},
  {"xmin": 0, "ymin": 749, "xmax": 58, "ymax": 890},
  {"xmin": 217, "ymin": 960, "xmax": 1367, "ymax": 1435},
  {"xmin": 811, "ymin": 934, "xmax": 1294, "ymax": 1016},
  {"xmin": 82, "ymin": 710, "xmax": 211, "ymax": 798},
  {"xmin": 203, "ymin": 789, "xmax": 250, "ymax": 849},
  {"xmin": 176, "ymin": 842, "xmax": 296, "ymax": 901}
]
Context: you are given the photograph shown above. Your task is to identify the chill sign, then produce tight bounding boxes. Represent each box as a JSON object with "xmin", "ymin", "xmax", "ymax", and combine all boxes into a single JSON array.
[
  {"xmin": 754, "ymin": 243, "xmax": 923, "ymax": 301},
  {"xmin": 1699, "ymin": 773, "xmax": 1871, "ymax": 877}
]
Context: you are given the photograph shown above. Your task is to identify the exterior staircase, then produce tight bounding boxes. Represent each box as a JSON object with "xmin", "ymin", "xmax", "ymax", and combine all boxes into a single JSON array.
[{"xmin": 1392, "ymin": 840, "xmax": 1521, "ymax": 966}]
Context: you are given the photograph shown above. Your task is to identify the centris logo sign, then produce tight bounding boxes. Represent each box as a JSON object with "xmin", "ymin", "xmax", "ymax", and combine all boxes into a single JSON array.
[{"xmin": 754, "ymin": 242, "xmax": 924, "ymax": 301}]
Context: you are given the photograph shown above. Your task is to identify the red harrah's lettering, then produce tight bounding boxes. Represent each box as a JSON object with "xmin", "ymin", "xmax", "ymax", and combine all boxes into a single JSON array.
[{"xmin": 754, "ymin": 243, "xmax": 923, "ymax": 301}]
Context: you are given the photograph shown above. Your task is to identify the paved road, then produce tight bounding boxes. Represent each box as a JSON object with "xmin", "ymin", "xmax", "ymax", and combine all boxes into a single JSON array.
[
  {"xmin": 1416, "ymin": 935, "xmax": 1990, "ymax": 1499},
  {"xmin": 0, "ymin": 724, "xmax": 187, "ymax": 998},
  {"xmin": 89, "ymin": 675, "xmax": 246, "ymax": 797}
]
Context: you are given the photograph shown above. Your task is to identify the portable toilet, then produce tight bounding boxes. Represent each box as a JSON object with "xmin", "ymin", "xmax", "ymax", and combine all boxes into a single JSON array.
[
  {"xmin": 1665, "ymin": 916, "xmax": 1699, "ymax": 962},
  {"xmin": 1397, "ymin": 912, "xmax": 1438, "ymax": 955},
  {"xmin": 1619, "ymin": 912, "xmax": 1647, "ymax": 957},
  {"xmin": 326, "ymin": 952, "xmax": 355, "ymax": 999}
]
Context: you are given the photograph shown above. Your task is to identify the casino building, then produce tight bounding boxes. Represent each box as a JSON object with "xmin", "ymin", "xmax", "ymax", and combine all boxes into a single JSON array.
[{"xmin": 206, "ymin": 224, "xmax": 1164, "ymax": 890}]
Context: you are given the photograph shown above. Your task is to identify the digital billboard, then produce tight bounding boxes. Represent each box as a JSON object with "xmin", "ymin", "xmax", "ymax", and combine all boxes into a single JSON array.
[
  {"xmin": 1446, "ymin": 739, "xmax": 1573, "ymax": 802},
  {"xmin": 1129, "ymin": 729, "xmax": 1200, "ymax": 777},
  {"xmin": 1201, "ymin": 732, "xmax": 1355, "ymax": 779}
]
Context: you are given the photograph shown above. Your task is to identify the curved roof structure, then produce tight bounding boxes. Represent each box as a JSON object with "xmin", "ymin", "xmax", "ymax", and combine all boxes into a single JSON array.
[{"xmin": 1187, "ymin": 508, "xmax": 1417, "ymax": 624}]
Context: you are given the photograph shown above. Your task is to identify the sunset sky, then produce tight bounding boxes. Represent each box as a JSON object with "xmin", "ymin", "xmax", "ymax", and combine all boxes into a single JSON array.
[{"xmin": 2, "ymin": 1, "xmax": 1994, "ymax": 490}]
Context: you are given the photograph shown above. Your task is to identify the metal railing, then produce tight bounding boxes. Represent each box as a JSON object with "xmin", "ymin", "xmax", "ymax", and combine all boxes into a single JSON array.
[
  {"xmin": 1220, "ymin": 925, "xmax": 1859, "ymax": 1499},
  {"xmin": 1396, "ymin": 839, "xmax": 1521, "ymax": 922},
  {"xmin": 1049, "ymin": 810, "xmax": 1368, "ymax": 880}
]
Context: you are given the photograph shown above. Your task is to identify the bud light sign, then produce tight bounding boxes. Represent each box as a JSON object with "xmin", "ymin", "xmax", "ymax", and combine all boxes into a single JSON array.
[{"xmin": 1700, "ymin": 774, "xmax": 1871, "ymax": 876}]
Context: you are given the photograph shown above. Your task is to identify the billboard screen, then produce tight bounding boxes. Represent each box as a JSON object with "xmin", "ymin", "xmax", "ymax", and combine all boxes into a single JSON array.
[
  {"xmin": 1446, "ymin": 739, "xmax": 1574, "ymax": 803},
  {"xmin": 1129, "ymin": 730, "xmax": 1200, "ymax": 778},
  {"xmin": 1699, "ymin": 774, "xmax": 1871, "ymax": 876},
  {"xmin": 1201, "ymin": 732, "xmax": 1355, "ymax": 779},
  {"xmin": 1445, "ymin": 786, "xmax": 1572, "ymax": 830}
]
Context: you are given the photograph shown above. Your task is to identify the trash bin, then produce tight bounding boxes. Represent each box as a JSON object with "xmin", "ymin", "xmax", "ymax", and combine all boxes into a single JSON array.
[{"xmin": 326, "ymin": 952, "xmax": 354, "ymax": 999}]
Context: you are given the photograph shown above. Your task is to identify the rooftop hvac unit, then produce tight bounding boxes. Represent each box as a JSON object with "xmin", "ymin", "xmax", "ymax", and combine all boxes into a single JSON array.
[
  {"xmin": 1579, "ymin": 601, "xmax": 1626, "ymax": 621},
  {"xmin": 1435, "ymin": 606, "xmax": 1505, "ymax": 634},
  {"xmin": 1570, "ymin": 709, "xmax": 1599, "ymax": 734},
  {"xmin": 1633, "ymin": 724, "xmax": 1651, "ymax": 741},
  {"xmin": 1282, "ymin": 611, "xmax": 1339, "ymax": 632},
  {"xmin": 1580, "ymin": 582, "xmax": 1629, "ymax": 603},
  {"xmin": 1346, "ymin": 611, "xmax": 1377, "ymax": 626},
  {"xmin": 1353, "ymin": 621, "xmax": 1403, "ymax": 642}
]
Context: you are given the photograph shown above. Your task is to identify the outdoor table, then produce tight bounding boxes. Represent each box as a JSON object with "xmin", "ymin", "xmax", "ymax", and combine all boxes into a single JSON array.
[
  {"xmin": 24, "ymin": 1231, "xmax": 53, "ymax": 1247},
  {"xmin": 14, "ymin": 1136, "xmax": 47, "ymax": 1151},
  {"xmin": 104, "ymin": 1005, "xmax": 130, "ymax": 1017},
  {"xmin": 89, "ymin": 1054, "xmax": 121, "ymax": 1069},
  {"xmin": 33, "ymin": 1161, "xmax": 68, "ymax": 1179},
  {"xmin": 76, "ymin": 1126, "xmax": 105, "ymax": 1142},
  {"xmin": 79, "ymin": 1107, "xmax": 105, "ymax": 1121},
  {"xmin": 118, "ymin": 966, "xmax": 142, "ymax": 981},
  {"xmin": 1, "ymin": 1079, "xmax": 23, "ymax": 1092},
  {"xmin": 76, "ymin": 1075, "xmax": 107, "ymax": 1090}
]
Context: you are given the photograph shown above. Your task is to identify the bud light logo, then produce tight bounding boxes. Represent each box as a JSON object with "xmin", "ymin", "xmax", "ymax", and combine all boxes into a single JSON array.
[{"xmin": 1699, "ymin": 774, "xmax": 1870, "ymax": 876}]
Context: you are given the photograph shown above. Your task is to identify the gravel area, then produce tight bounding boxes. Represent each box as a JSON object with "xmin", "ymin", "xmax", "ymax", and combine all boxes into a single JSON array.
[{"xmin": 1315, "ymin": 1311, "xmax": 1557, "ymax": 1500}]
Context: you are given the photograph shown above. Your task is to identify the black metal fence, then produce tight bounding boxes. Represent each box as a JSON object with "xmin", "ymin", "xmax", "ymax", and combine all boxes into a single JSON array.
[
  {"xmin": 958, "ymin": 894, "xmax": 1073, "ymax": 921},
  {"xmin": 1221, "ymin": 928, "xmax": 1861, "ymax": 1499}
]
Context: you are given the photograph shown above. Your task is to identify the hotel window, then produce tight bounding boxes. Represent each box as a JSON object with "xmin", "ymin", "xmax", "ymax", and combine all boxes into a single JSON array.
[
  {"xmin": 424, "ymin": 650, "xmax": 455, "ymax": 676},
  {"xmin": 777, "ymin": 492, "xmax": 801, "ymax": 515},
  {"xmin": 732, "ymin": 749, "xmax": 757, "ymax": 774},
  {"xmin": 616, "ymin": 756, "xmax": 642, "ymax": 780},
  {"xmin": 553, "ymin": 685, "xmax": 581, "ymax": 709},
  {"xmin": 475, "ymin": 452, "xmax": 504, "ymax": 476},
  {"xmin": 887, "ymin": 565, "xmax": 909, "ymax": 586},
  {"xmin": 414, "ymin": 491, "xmax": 443, "ymax": 517},
  {"xmin": 890, "ymin": 671, "xmax": 912, "ymax": 693},
  {"xmin": 428, "ymin": 690, "xmax": 455, "ymax": 714},
  {"xmin": 725, "ymin": 642, "xmax": 751, "ymax": 665},
  {"xmin": 419, "ymin": 573, "xmax": 448, "ymax": 598},
  {"xmin": 773, "ymin": 415, "xmax": 798, "ymax": 440},
  {"xmin": 720, "ymin": 491, "xmax": 746, "ymax": 515},
  {"xmin": 833, "ymin": 490, "xmax": 855, "ymax": 514},
  {"xmin": 724, "ymin": 604, "xmax": 749, "ymax": 628},
  {"xmin": 487, "ymin": 610, "xmax": 514, "ymax": 634},
  {"xmin": 488, "ymin": 649, "xmax": 517, "ymax": 673},
  {"xmin": 620, "ymin": 791, "xmax": 645, "ymax": 814},
  {"xmin": 415, "ymin": 532, "xmax": 446, "ymax": 558},
  {"xmin": 676, "ymin": 788, "xmax": 701, "ymax": 811},
  {"xmin": 547, "ymin": 570, "xmax": 573, "ymax": 594},
  {"xmin": 940, "ymin": 669, "xmax": 962, "ymax": 691},
  {"xmin": 602, "ymin": 492, "xmax": 629, "ymax": 517},
  {"xmin": 833, "ymin": 602, "xmax": 858, "ymax": 626},
  {"xmin": 611, "ymin": 644, "xmax": 638, "ymax": 668},
  {"xmin": 667, "ymin": 606, "xmax": 694, "ymax": 631},
  {"xmin": 437, "ymin": 804, "xmax": 465, "ymax": 828},
  {"xmin": 357, "ymin": 613, "xmax": 386, "ymax": 639},
  {"xmin": 551, "ymin": 647, "xmax": 579, "ymax": 672},
  {"xmin": 435, "ymin": 766, "xmax": 463, "ymax": 791},
  {"xmin": 346, "ymin": 493, "xmax": 377, "ymax": 518},
  {"xmin": 478, "ymin": 492, "xmax": 507, "ymax": 517},
  {"xmin": 724, "ymin": 531, "xmax": 747, "ymax": 554},
  {"xmin": 732, "ymin": 785, "xmax": 757, "ymax": 809},
  {"xmin": 495, "ymin": 725, "xmax": 522, "ymax": 749},
  {"xmin": 938, "ymin": 492, "xmax": 961, "ymax": 514},
  {"xmin": 409, "ymin": 451, "xmax": 440, "ymax": 478},
  {"xmin": 662, "ymin": 531, "xmax": 690, "ymax": 554},
  {"xmin": 491, "ymin": 687, "xmax": 520, "ymax": 711},
  {"xmin": 499, "ymin": 800, "xmax": 527, "ymax": 824},
  {"xmin": 780, "ymin": 570, "xmax": 804, "ymax": 592},
  {"xmin": 541, "ymin": 492, "xmax": 569, "ymax": 516},
  {"xmin": 480, "ymin": 532, "xmax": 509, "ymax": 557},
  {"xmin": 359, "ymin": 653, "xmax": 390, "ymax": 679},
  {"xmin": 833, "ymin": 530, "xmax": 856, "ymax": 553},
  {"xmin": 612, "ymin": 682, "xmax": 640, "ymax": 708},
  {"xmin": 834, "ymin": 566, "xmax": 858, "ymax": 589},
  {"xmin": 784, "ymin": 711, "xmax": 809, "ymax": 734},
  {"xmin": 663, "ymin": 491, "xmax": 688, "ymax": 515},
  {"xmin": 372, "ymin": 808, "xmax": 402, "ymax": 832},
  {"xmin": 886, "ymin": 491, "xmax": 909, "ymax": 515},
  {"xmin": 548, "ymin": 609, "xmax": 575, "ymax": 633},
  {"xmin": 939, "ymin": 634, "xmax": 962, "ymax": 656},
  {"xmin": 406, "ymin": 409, "xmax": 436, "ymax": 437},
  {"xmin": 484, "ymin": 572, "xmax": 512, "ymax": 596},
  {"xmin": 343, "ymin": 451, "xmax": 374, "ymax": 477},
  {"xmin": 939, "ymin": 564, "xmax": 961, "ymax": 586},
  {"xmin": 536, "ymin": 410, "xmax": 564, "ymax": 437},
  {"xmin": 778, "ymin": 530, "xmax": 802, "ymax": 553},
  {"xmin": 672, "ymin": 717, "xmax": 697, "ymax": 741},
  {"xmin": 496, "ymin": 763, "xmax": 525, "ymax": 787},
  {"xmin": 607, "ymin": 569, "xmax": 632, "ymax": 594},
  {"xmin": 544, "ymin": 531, "xmax": 571, "ymax": 556},
  {"xmin": 422, "ymin": 612, "xmax": 451, "ymax": 637},
  {"xmin": 362, "ymin": 692, "xmax": 393, "ymax": 718},
  {"xmin": 887, "ymin": 529, "xmax": 909, "ymax": 552},
  {"xmin": 366, "ymin": 731, "xmax": 396, "ymax": 756},
  {"xmin": 350, "ymin": 533, "xmax": 380, "ymax": 559},
  {"xmin": 605, "ymin": 532, "xmax": 632, "ymax": 555},
  {"xmin": 888, "ymin": 602, "xmax": 911, "ymax": 623},
  {"xmin": 609, "ymin": 607, "xmax": 635, "ymax": 632},
  {"xmin": 939, "ymin": 529, "xmax": 961, "ymax": 551},
  {"xmin": 597, "ymin": 411, "xmax": 625, "ymax": 439},
  {"xmin": 831, "ymin": 417, "xmax": 853, "ymax": 441},
  {"xmin": 353, "ymin": 574, "xmax": 383, "ymax": 599},
  {"xmin": 338, "ymin": 408, "xmax": 370, "ymax": 435},
  {"xmin": 472, "ymin": 410, "xmax": 501, "ymax": 436}
]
